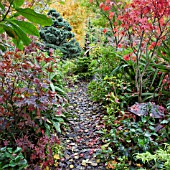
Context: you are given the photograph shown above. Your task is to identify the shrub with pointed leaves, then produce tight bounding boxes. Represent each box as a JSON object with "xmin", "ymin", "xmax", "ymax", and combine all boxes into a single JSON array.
[{"xmin": 0, "ymin": 38, "xmax": 65, "ymax": 168}]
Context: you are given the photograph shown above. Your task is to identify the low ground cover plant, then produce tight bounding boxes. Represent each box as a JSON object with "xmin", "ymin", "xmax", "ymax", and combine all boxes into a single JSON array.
[{"xmin": 135, "ymin": 143, "xmax": 170, "ymax": 169}]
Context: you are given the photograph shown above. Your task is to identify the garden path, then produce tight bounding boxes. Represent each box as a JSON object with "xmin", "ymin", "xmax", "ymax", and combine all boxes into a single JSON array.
[{"xmin": 58, "ymin": 81, "xmax": 106, "ymax": 170}]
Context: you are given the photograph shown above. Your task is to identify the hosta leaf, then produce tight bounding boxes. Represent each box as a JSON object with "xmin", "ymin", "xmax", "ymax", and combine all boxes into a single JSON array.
[
  {"xmin": 15, "ymin": 155, "xmax": 22, "ymax": 162},
  {"xmin": 16, "ymin": 8, "xmax": 53, "ymax": 26},
  {"xmin": 10, "ymin": 20, "xmax": 39, "ymax": 36},
  {"xmin": 7, "ymin": 148, "xmax": 13, "ymax": 153},
  {"xmin": 2, "ymin": 164, "xmax": 10, "ymax": 168},
  {"xmin": 144, "ymin": 131, "xmax": 151, "ymax": 137}
]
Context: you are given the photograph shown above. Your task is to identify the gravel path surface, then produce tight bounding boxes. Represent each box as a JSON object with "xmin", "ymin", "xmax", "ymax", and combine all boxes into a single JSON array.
[{"xmin": 58, "ymin": 81, "xmax": 106, "ymax": 170}]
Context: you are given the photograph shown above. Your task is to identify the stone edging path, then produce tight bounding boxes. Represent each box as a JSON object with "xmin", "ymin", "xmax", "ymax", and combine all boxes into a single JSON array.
[{"xmin": 58, "ymin": 81, "xmax": 106, "ymax": 170}]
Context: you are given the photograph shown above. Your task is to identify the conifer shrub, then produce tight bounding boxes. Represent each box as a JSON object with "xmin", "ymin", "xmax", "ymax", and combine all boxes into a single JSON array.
[{"xmin": 40, "ymin": 9, "xmax": 82, "ymax": 59}]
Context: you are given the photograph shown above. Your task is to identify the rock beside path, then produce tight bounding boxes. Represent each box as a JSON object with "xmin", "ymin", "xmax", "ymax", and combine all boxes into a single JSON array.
[{"xmin": 58, "ymin": 81, "xmax": 106, "ymax": 170}]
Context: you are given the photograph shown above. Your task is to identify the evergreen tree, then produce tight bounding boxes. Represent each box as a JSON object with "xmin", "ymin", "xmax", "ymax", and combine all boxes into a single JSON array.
[{"xmin": 40, "ymin": 9, "xmax": 81, "ymax": 59}]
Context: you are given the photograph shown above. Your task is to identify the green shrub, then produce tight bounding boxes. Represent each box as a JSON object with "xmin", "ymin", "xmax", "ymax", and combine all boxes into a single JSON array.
[
  {"xmin": 135, "ymin": 143, "xmax": 170, "ymax": 169},
  {"xmin": 40, "ymin": 9, "xmax": 82, "ymax": 59},
  {"xmin": 0, "ymin": 147, "xmax": 28, "ymax": 170}
]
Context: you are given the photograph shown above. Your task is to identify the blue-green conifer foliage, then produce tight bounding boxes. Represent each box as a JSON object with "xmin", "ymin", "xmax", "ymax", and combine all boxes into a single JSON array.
[{"xmin": 40, "ymin": 9, "xmax": 81, "ymax": 59}]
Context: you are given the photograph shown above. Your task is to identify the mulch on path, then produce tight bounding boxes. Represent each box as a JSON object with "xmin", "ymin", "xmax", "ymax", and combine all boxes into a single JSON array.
[{"xmin": 58, "ymin": 81, "xmax": 106, "ymax": 170}]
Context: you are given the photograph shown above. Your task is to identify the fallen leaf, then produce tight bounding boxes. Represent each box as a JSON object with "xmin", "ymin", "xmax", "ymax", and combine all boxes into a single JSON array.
[
  {"xmin": 70, "ymin": 164, "xmax": 74, "ymax": 169},
  {"xmin": 54, "ymin": 154, "xmax": 60, "ymax": 160}
]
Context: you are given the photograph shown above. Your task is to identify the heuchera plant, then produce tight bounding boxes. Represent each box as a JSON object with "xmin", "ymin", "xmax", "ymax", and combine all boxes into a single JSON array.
[
  {"xmin": 90, "ymin": 0, "xmax": 170, "ymax": 102},
  {"xmin": 0, "ymin": 38, "xmax": 64, "ymax": 168}
]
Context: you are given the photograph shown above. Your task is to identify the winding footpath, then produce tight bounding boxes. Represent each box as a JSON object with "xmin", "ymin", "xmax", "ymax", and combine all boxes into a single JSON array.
[{"xmin": 58, "ymin": 81, "xmax": 106, "ymax": 170}]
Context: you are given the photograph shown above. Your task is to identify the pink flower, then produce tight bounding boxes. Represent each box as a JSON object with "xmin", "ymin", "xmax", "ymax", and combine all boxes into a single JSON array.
[
  {"xmin": 103, "ymin": 6, "xmax": 110, "ymax": 11},
  {"xmin": 118, "ymin": 44, "xmax": 122, "ymax": 48},
  {"xmin": 103, "ymin": 28, "xmax": 107, "ymax": 33},
  {"xmin": 123, "ymin": 54, "xmax": 130, "ymax": 61},
  {"xmin": 148, "ymin": 42, "xmax": 156, "ymax": 50},
  {"xmin": 99, "ymin": 2, "xmax": 104, "ymax": 9},
  {"xmin": 106, "ymin": 0, "xmax": 110, "ymax": 3},
  {"xmin": 109, "ymin": 12, "xmax": 114, "ymax": 19}
]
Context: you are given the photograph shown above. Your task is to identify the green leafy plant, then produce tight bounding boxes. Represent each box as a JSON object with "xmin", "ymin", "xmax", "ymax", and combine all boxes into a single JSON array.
[
  {"xmin": 40, "ymin": 9, "xmax": 82, "ymax": 59},
  {"xmin": 0, "ymin": 0, "xmax": 52, "ymax": 50},
  {"xmin": 135, "ymin": 143, "xmax": 170, "ymax": 170},
  {"xmin": 73, "ymin": 56, "xmax": 93, "ymax": 80},
  {"xmin": 0, "ymin": 147, "xmax": 28, "ymax": 170},
  {"xmin": 96, "ymin": 113, "xmax": 170, "ymax": 169}
]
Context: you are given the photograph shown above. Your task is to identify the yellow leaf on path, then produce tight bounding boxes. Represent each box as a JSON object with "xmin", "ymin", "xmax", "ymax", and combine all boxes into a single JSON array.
[
  {"xmin": 82, "ymin": 160, "xmax": 87, "ymax": 166},
  {"xmin": 136, "ymin": 163, "xmax": 142, "ymax": 167},
  {"xmin": 54, "ymin": 154, "xmax": 60, "ymax": 160},
  {"xmin": 70, "ymin": 165, "xmax": 74, "ymax": 169}
]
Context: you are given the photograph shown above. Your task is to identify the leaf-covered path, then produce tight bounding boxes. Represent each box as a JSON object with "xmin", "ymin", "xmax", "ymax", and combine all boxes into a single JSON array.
[{"xmin": 58, "ymin": 81, "xmax": 106, "ymax": 169}]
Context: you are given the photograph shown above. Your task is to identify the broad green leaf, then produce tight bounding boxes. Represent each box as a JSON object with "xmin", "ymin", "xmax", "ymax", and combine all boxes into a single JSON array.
[
  {"xmin": 13, "ymin": 0, "xmax": 24, "ymax": 8},
  {"xmin": 0, "ymin": 147, "xmax": 6, "ymax": 152},
  {"xmin": 161, "ymin": 120, "xmax": 169, "ymax": 124},
  {"xmin": 13, "ymin": 39, "xmax": 24, "ymax": 50},
  {"xmin": 50, "ymin": 82, "xmax": 55, "ymax": 92},
  {"xmin": 0, "ymin": 44, "xmax": 6, "ymax": 51},
  {"xmin": 59, "ymin": 0, "xmax": 65, "ymax": 4},
  {"xmin": 14, "ymin": 147, "xmax": 22, "ymax": 153},
  {"xmin": 0, "ymin": 27, "xmax": 4, "ymax": 34},
  {"xmin": 52, "ymin": 121, "xmax": 61, "ymax": 133},
  {"xmin": 10, "ymin": 20, "xmax": 39, "ymax": 36},
  {"xmin": 7, "ymin": 147, "xmax": 13, "ymax": 153},
  {"xmin": 2, "ymin": 164, "xmax": 10, "ymax": 168},
  {"xmin": 16, "ymin": 8, "xmax": 53, "ymax": 26},
  {"xmin": 9, "ymin": 22, "xmax": 31, "ymax": 46},
  {"xmin": 7, "ymin": 0, "xmax": 13, "ymax": 4},
  {"xmin": 144, "ymin": 131, "xmax": 151, "ymax": 137},
  {"xmin": 15, "ymin": 155, "xmax": 21, "ymax": 162},
  {"xmin": 0, "ymin": 2, "xmax": 5, "ymax": 10},
  {"xmin": 0, "ymin": 23, "xmax": 18, "ymax": 39},
  {"xmin": 55, "ymin": 86, "xmax": 66, "ymax": 95},
  {"xmin": 101, "ymin": 143, "xmax": 110, "ymax": 150}
]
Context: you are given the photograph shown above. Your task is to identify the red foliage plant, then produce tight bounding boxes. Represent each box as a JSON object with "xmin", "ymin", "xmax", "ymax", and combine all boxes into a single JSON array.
[
  {"xmin": 90, "ymin": 0, "xmax": 170, "ymax": 102},
  {"xmin": 0, "ymin": 40, "xmax": 63, "ymax": 168}
]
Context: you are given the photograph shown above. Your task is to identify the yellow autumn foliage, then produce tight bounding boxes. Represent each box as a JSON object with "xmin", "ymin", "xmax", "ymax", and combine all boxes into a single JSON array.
[{"xmin": 50, "ymin": 0, "xmax": 91, "ymax": 47}]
